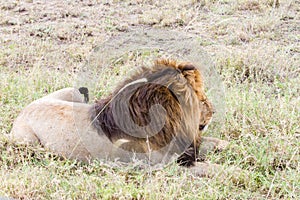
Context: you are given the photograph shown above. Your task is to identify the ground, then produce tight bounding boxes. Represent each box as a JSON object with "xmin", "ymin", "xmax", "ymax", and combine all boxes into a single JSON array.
[{"xmin": 0, "ymin": 0, "xmax": 299, "ymax": 199}]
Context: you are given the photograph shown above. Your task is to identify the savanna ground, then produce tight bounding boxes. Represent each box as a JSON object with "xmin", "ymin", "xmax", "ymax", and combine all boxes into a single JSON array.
[{"xmin": 0, "ymin": 0, "xmax": 299, "ymax": 199}]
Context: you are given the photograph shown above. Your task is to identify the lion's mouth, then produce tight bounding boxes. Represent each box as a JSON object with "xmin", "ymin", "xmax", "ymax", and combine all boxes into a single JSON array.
[
  {"xmin": 199, "ymin": 124, "xmax": 206, "ymax": 131},
  {"xmin": 199, "ymin": 118, "xmax": 212, "ymax": 132}
]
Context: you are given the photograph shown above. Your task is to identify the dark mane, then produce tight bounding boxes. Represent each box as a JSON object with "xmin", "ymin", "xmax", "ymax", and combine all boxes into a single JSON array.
[{"xmin": 90, "ymin": 59, "xmax": 205, "ymax": 166}]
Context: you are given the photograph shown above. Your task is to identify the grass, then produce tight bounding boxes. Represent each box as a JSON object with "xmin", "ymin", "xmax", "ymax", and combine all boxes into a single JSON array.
[{"xmin": 0, "ymin": 0, "xmax": 299, "ymax": 199}]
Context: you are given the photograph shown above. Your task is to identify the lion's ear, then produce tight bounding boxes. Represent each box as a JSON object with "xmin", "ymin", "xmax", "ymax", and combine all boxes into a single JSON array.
[
  {"xmin": 177, "ymin": 63, "xmax": 196, "ymax": 71},
  {"xmin": 178, "ymin": 63, "xmax": 202, "ymax": 86},
  {"xmin": 178, "ymin": 63, "xmax": 206, "ymax": 101}
]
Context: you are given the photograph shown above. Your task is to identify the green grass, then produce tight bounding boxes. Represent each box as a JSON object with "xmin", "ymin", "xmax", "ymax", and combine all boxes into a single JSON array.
[{"xmin": 0, "ymin": 0, "xmax": 299, "ymax": 199}]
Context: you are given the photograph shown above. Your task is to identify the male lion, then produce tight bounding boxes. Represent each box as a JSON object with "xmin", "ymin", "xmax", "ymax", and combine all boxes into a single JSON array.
[{"xmin": 11, "ymin": 59, "xmax": 228, "ymax": 176}]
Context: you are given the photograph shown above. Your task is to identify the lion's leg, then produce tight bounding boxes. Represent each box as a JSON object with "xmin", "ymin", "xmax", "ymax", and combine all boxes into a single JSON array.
[
  {"xmin": 198, "ymin": 136, "xmax": 229, "ymax": 161},
  {"xmin": 201, "ymin": 136, "xmax": 229, "ymax": 151},
  {"xmin": 177, "ymin": 136, "xmax": 229, "ymax": 165},
  {"xmin": 188, "ymin": 162, "xmax": 222, "ymax": 177},
  {"xmin": 42, "ymin": 87, "xmax": 85, "ymax": 103},
  {"xmin": 188, "ymin": 162, "xmax": 244, "ymax": 180},
  {"xmin": 114, "ymin": 139, "xmax": 147, "ymax": 153},
  {"xmin": 10, "ymin": 118, "xmax": 40, "ymax": 144}
]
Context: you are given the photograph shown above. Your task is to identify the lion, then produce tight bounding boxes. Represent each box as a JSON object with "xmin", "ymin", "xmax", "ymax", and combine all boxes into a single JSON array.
[{"xmin": 10, "ymin": 59, "xmax": 228, "ymax": 177}]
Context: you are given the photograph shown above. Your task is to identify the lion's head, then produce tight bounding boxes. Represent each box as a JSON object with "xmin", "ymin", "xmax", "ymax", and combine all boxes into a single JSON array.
[
  {"xmin": 91, "ymin": 59, "xmax": 214, "ymax": 165},
  {"xmin": 157, "ymin": 59, "xmax": 214, "ymax": 133}
]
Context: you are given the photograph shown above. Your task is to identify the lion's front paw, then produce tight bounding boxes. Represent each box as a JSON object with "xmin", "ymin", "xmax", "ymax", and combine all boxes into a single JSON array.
[
  {"xmin": 201, "ymin": 136, "xmax": 229, "ymax": 152},
  {"xmin": 215, "ymin": 139, "xmax": 229, "ymax": 151},
  {"xmin": 189, "ymin": 162, "xmax": 248, "ymax": 183},
  {"xmin": 189, "ymin": 162, "xmax": 222, "ymax": 178}
]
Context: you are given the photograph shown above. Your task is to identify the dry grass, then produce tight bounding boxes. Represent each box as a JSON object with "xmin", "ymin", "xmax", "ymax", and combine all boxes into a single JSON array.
[{"xmin": 0, "ymin": 0, "xmax": 299, "ymax": 199}]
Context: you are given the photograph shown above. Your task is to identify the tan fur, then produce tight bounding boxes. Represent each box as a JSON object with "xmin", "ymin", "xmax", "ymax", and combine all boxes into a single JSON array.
[{"xmin": 10, "ymin": 59, "xmax": 228, "ymax": 176}]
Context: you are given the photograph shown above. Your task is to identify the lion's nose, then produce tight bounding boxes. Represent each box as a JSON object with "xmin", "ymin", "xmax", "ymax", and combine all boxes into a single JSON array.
[{"xmin": 211, "ymin": 105, "xmax": 216, "ymax": 115}]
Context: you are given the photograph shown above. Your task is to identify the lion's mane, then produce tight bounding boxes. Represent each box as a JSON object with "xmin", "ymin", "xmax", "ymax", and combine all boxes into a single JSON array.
[{"xmin": 91, "ymin": 59, "xmax": 212, "ymax": 166}]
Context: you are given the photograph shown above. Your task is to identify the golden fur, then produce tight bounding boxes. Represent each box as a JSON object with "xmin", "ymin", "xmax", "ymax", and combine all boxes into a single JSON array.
[{"xmin": 10, "ymin": 59, "xmax": 227, "ymax": 176}]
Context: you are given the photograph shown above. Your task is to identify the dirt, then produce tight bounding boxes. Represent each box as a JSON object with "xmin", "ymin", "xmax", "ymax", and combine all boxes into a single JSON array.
[{"xmin": 0, "ymin": 0, "xmax": 298, "ymax": 71}]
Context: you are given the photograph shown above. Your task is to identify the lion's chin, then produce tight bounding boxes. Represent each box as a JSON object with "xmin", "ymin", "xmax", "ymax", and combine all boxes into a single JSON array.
[
  {"xmin": 199, "ymin": 125, "xmax": 208, "ymax": 133},
  {"xmin": 199, "ymin": 119, "xmax": 212, "ymax": 133},
  {"xmin": 201, "ymin": 125, "xmax": 209, "ymax": 132}
]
